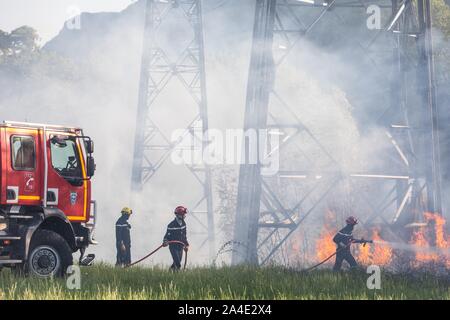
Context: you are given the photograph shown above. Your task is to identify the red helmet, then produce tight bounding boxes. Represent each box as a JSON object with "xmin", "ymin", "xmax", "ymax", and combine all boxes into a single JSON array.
[
  {"xmin": 174, "ymin": 206, "xmax": 188, "ymax": 216},
  {"xmin": 346, "ymin": 216, "xmax": 358, "ymax": 225}
]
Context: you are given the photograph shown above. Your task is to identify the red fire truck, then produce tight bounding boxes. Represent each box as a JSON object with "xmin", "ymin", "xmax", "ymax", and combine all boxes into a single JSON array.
[{"xmin": 0, "ymin": 121, "xmax": 96, "ymax": 277}]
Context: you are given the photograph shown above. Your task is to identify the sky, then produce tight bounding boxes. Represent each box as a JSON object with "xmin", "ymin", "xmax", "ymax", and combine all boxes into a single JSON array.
[{"xmin": 0, "ymin": 0, "xmax": 135, "ymax": 44}]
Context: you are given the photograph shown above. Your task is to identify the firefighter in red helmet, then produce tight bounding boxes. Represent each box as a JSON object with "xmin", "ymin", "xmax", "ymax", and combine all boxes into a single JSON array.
[
  {"xmin": 332, "ymin": 216, "xmax": 372, "ymax": 271},
  {"xmin": 163, "ymin": 206, "xmax": 189, "ymax": 271}
]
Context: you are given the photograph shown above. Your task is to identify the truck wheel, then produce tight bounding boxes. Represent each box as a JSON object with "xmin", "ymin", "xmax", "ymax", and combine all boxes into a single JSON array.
[{"xmin": 27, "ymin": 229, "xmax": 73, "ymax": 278}]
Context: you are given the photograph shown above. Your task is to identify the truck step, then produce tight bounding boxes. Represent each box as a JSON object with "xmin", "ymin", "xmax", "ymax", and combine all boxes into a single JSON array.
[
  {"xmin": 80, "ymin": 254, "xmax": 95, "ymax": 266},
  {"xmin": 0, "ymin": 236, "xmax": 21, "ymax": 240},
  {"xmin": 0, "ymin": 215, "xmax": 33, "ymax": 219},
  {"xmin": 0, "ymin": 258, "xmax": 22, "ymax": 264},
  {"xmin": 8, "ymin": 215, "xmax": 33, "ymax": 219}
]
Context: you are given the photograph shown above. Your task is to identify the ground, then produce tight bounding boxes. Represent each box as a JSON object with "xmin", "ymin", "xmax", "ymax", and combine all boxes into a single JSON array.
[{"xmin": 0, "ymin": 264, "xmax": 449, "ymax": 300}]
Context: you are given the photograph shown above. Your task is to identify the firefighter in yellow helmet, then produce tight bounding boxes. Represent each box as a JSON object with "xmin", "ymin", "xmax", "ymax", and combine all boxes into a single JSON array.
[{"xmin": 115, "ymin": 207, "xmax": 133, "ymax": 266}]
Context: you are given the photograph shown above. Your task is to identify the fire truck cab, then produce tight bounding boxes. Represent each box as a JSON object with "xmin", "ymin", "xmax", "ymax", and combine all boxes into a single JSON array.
[{"xmin": 0, "ymin": 121, "xmax": 97, "ymax": 277}]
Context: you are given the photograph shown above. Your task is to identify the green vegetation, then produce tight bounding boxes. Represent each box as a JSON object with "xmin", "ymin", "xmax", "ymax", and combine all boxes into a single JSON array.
[
  {"xmin": 0, "ymin": 26, "xmax": 80, "ymax": 81},
  {"xmin": 433, "ymin": 0, "xmax": 450, "ymax": 82},
  {"xmin": 0, "ymin": 264, "xmax": 448, "ymax": 300},
  {"xmin": 433, "ymin": 0, "xmax": 450, "ymax": 38}
]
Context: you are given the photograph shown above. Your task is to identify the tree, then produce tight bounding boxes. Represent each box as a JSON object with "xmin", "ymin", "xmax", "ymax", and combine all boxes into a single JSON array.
[
  {"xmin": 214, "ymin": 167, "xmax": 238, "ymax": 243},
  {"xmin": 433, "ymin": 0, "xmax": 450, "ymax": 38},
  {"xmin": 0, "ymin": 26, "xmax": 80, "ymax": 82},
  {"xmin": 0, "ymin": 30, "xmax": 11, "ymax": 55},
  {"xmin": 0, "ymin": 26, "xmax": 39, "ymax": 58},
  {"xmin": 432, "ymin": 1, "xmax": 450, "ymax": 82}
]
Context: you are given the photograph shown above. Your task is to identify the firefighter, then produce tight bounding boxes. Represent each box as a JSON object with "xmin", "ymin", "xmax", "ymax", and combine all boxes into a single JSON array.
[
  {"xmin": 332, "ymin": 216, "xmax": 371, "ymax": 271},
  {"xmin": 162, "ymin": 206, "xmax": 189, "ymax": 271},
  {"xmin": 115, "ymin": 207, "xmax": 133, "ymax": 267}
]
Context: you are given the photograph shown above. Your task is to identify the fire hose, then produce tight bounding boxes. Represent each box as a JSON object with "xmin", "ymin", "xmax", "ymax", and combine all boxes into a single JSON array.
[
  {"xmin": 303, "ymin": 239, "xmax": 372, "ymax": 272},
  {"xmin": 125, "ymin": 240, "xmax": 188, "ymax": 269}
]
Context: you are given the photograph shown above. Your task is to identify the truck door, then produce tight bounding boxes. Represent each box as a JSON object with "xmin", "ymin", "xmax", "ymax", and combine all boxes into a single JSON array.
[
  {"xmin": 46, "ymin": 133, "xmax": 89, "ymax": 222},
  {"xmin": 4, "ymin": 129, "xmax": 42, "ymax": 205}
]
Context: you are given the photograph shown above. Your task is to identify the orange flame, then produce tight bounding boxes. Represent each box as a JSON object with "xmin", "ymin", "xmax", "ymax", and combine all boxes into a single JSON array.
[
  {"xmin": 315, "ymin": 229, "xmax": 336, "ymax": 264},
  {"xmin": 294, "ymin": 210, "xmax": 450, "ymax": 269},
  {"xmin": 427, "ymin": 212, "xmax": 449, "ymax": 250},
  {"xmin": 357, "ymin": 238, "xmax": 371, "ymax": 265},
  {"xmin": 353, "ymin": 229, "xmax": 392, "ymax": 266},
  {"xmin": 370, "ymin": 230, "xmax": 393, "ymax": 265},
  {"xmin": 315, "ymin": 226, "xmax": 393, "ymax": 266},
  {"xmin": 314, "ymin": 210, "xmax": 338, "ymax": 265},
  {"xmin": 411, "ymin": 212, "xmax": 450, "ymax": 267}
]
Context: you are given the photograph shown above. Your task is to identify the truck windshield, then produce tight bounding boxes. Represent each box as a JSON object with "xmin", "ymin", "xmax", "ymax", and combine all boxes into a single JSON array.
[{"xmin": 50, "ymin": 136, "xmax": 83, "ymax": 185}]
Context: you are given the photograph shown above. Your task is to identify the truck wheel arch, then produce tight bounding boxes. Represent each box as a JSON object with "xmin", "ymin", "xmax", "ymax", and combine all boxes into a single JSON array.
[{"xmin": 23, "ymin": 208, "xmax": 77, "ymax": 260}]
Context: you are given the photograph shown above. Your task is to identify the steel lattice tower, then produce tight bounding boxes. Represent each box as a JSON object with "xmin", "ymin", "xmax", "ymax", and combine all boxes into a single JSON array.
[
  {"xmin": 131, "ymin": 0, "xmax": 214, "ymax": 258},
  {"xmin": 233, "ymin": 0, "xmax": 442, "ymax": 265}
]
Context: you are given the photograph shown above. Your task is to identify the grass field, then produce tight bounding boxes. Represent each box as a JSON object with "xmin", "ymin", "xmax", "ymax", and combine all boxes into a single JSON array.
[{"xmin": 0, "ymin": 264, "xmax": 449, "ymax": 300}]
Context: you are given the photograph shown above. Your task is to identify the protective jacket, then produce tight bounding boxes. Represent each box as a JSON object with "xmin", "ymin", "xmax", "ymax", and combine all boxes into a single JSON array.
[
  {"xmin": 163, "ymin": 218, "xmax": 189, "ymax": 246},
  {"xmin": 332, "ymin": 224, "xmax": 357, "ymax": 271},
  {"xmin": 116, "ymin": 214, "xmax": 131, "ymax": 265},
  {"xmin": 163, "ymin": 217, "xmax": 188, "ymax": 271},
  {"xmin": 333, "ymin": 224, "xmax": 354, "ymax": 248}
]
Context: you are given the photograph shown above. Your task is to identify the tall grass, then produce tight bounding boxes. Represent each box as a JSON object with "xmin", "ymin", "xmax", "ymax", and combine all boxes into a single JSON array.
[{"xmin": 0, "ymin": 264, "xmax": 448, "ymax": 300}]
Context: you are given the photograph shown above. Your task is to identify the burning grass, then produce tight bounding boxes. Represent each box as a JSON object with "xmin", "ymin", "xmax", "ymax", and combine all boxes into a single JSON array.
[
  {"xmin": 309, "ymin": 212, "xmax": 450, "ymax": 272},
  {"xmin": 0, "ymin": 264, "xmax": 449, "ymax": 300},
  {"xmin": 411, "ymin": 213, "xmax": 450, "ymax": 268}
]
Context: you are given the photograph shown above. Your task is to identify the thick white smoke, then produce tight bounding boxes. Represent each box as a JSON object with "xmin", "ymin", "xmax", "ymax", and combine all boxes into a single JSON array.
[{"xmin": 1, "ymin": 0, "xmax": 448, "ymax": 267}]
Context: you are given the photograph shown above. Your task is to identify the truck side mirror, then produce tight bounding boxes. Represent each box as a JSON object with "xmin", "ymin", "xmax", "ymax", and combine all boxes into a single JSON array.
[
  {"xmin": 85, "ymin": 140, "xmax": 94, "ymax": 154},
  {"xmin": 87, "ymin": 156, "xmax": 96, "ymax": 177}
]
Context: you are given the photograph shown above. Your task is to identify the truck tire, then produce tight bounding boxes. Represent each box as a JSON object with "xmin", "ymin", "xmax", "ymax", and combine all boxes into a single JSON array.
[{"xmin": 26, "ymin": 229, "xmax": 73, "ymax": 278}]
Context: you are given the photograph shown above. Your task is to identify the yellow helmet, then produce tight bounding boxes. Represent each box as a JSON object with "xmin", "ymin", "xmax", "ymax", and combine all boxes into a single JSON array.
[{"xmin": 121, "ymin": 207, "xmax": 133, "ymax": 215}]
